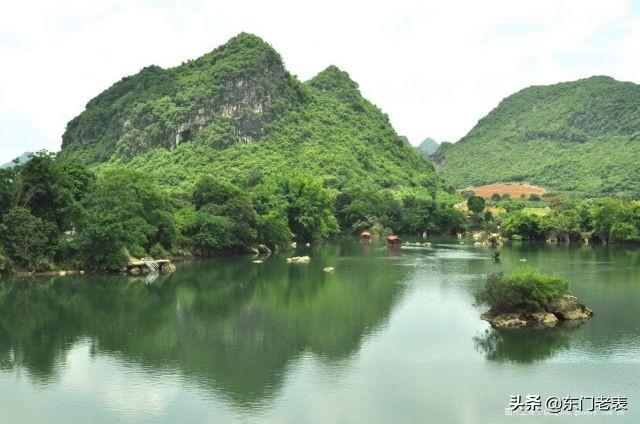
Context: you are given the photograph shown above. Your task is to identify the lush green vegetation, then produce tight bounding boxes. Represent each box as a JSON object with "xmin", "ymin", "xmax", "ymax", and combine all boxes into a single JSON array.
[
  {"xmin": 435, "ymin": 76, "xmax": 640, "ymax": 197},
  {"xmin": 0, "ymin": 149, "xmax": 464, "ymax": 273},
  {"xmin": 60, "ymin": 33, "xmax": 305, "ymax": 163},
  {"xmin": 0, "ymin": 34, "xmax": 469, "ymax": 273},
  {"xmin": 475, "ymin": 269, "xmax": 569, "ymax": 313},
  {"xmin": 0, "ymin": 154, "xmax": 343, "ymax": 271},
  {"xmin": 496, "ymin": 197, "xmax": 640, "ymax": 243}
]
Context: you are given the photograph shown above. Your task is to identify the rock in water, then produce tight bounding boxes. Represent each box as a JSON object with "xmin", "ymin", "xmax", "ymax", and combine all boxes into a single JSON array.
[
  {"xmin": 548, "ymin": 295, "xmax": 593, "ymax": 320},
  {"xmin": 323, "ymin": 267, "xmax": 335, "ymax": 273},
  {"xmin": 286, "ymin": 256, "xmax": 310, "ymax": 264},
  {"xmin": 480, "ymin": 295, "xmax": 592, "ymax": 328},
  {"xmin": 480, "ymin": 312, "xmax": 527, "ymax": 328},
  {"xmin": 245, "ymin": 246, "xmax": 259, "ymax": 255},
  {"xmin": 531, "ymin": 311, "xmax": 559, "ymax": 326},
  {"xmin": 257, "ymin": 244, "xmax": 272, "ymax": 254}
]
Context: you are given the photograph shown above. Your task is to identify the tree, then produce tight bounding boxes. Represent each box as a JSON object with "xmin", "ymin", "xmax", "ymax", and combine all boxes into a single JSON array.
[
  {"xmin": 400, "ymin": 195, "xmax": 437, "ymax": 234},
  {"xmin": 268, "ymin": 173, "xmax": 338, "ymax": 242},
  {"xmin": 201, "ymin": 196, "xmax": 257, "ymax": 247},
  {"xmin": 13, "ymin": 153, "xmax": 94, "ymax": 232},
  {"xmin": 0, "ymin": 167, "xmax": 18, "ymax": 215},
  {"xmin": 501, "ymin": 211, "xmax": 543, "ymax": 240},
  {"xmin": 540, "ymin": 209, "xmax": 582, "ymax": 241},
  {"xmin": 0, "ymin": 207, "xmax": 54, "ymax": 270},
  {"xmin": 529, "ymin": 193, "xmax": 541, "ymax": 201},
  {"xmin": 475, "ymin": 269, "xmax": 569, "ymax": 313},
  {"xmin": 491, "ymin": 193, "xmax": 501, "ymax": 202},
  {"xmin": 591, "ymin": 199, "xmax": 638, "ymax": 243},
  {"xmin": 192, "ymin": 176, "xmax": 242, "ymax": 210},
  {"xmin": 460, "ymin": 190, "xmax": 474, "ymax": 199},
  {"xmin": 190, "ymin": 214, "xmax": 237, "ymax": 252},
  {"xmin": 257, "ymin": 212, "xmax": 292, "ymax": 249},
  {"xmin": 76, "ymin": 169, "xmax": 174, "ymax": 269},
  {"xmin": 467, "ymin": 196, "xmax": 486, "ymax": 215},
  {"xmin": 434, "ymin": 205, "xmax": 467, "ymax": 234},
  {"xmin": 187, "ymin": 176, "xmax": 258, "ymax": 252},
  {"xmin": 609, "ymin": 222, "xmax": 640, "ymax": 243}
]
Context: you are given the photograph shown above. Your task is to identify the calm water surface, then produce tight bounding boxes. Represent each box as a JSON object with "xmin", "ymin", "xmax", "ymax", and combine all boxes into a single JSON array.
[{"xmin": 0, "ymin": 239, "xmax": 639, "ymax": 423}]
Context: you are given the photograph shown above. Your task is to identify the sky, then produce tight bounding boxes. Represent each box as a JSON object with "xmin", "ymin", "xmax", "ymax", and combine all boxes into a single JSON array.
[{"xmin": 1, "ymin": 0, "xmax": 640, "ymax": 163}]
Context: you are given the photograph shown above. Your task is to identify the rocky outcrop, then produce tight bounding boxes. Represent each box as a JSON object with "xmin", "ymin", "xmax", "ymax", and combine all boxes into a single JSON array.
[
  {"xmin": 481, "ymin": 312, "xmax": 528, "ymax": 328},
  {"xmin": 481, "ymin": 295, "xmax": 592, "ymax": 328},
  {"xmin": 257, "ymin": 244, "xmax": 271, "ymax": 254},
  {"xmin": 471, "ymin": 231, "xmax": 503, "ymax": 247},
  {"xmin": 404, "ymin": 241, "xmax": 432, "ymax": 247},
  {"xmin": 245, "ymin": 246, "xmax": 260, "ymax": 255},
  {"xmin": 60, "ymin": 33, "xmax": 306, "ymax": 163},
  {"xmin": 286, "ymin": 256, "xmax": 310, "ymax": 264},
  {"xmin": 548, "ymin": 295, "xmax": 593, "ymax": 320}
]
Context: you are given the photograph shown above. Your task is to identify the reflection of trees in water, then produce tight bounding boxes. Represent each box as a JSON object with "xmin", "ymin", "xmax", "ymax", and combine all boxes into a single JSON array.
[
  {"xmin": 473, "ymin": 322, "xmax": 583, "ymax": 363},
  {"xmin": 0, "ymin": 242, "xmax": 408, "ymax": 407}
]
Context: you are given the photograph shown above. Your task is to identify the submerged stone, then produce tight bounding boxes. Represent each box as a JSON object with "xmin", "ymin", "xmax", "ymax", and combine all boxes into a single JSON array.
[{"xmin": 286, "ymin": 256, "xmax": 310, "ymax": 264}]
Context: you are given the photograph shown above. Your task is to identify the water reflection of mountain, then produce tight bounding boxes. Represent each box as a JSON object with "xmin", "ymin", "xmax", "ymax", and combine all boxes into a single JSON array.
[{"xmin": 0, "ymin": 242, "xmax": 409, "ymax": 406}]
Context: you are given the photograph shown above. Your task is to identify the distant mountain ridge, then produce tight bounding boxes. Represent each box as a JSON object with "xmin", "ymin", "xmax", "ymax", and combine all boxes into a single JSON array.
[
  {"xmin": 415, "ymin": 138, "xmax": 439, "ymax": 157},
  {"xmin": 434, "ymin": 76, "xmax": 640, "ymax": 197},
  {"xmin": 1, "ymin": 152, "xmax": 31, "ymax": 169}
]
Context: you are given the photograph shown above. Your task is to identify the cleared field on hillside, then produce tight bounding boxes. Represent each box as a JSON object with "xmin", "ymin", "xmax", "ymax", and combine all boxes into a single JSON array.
[{"xmin": 469, "ymin": 183, "xmax": 546, "ymax": 199}]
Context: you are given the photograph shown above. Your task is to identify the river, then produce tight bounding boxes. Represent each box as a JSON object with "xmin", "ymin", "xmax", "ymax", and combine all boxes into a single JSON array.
[{"xmin": 0, "ymin": 238, "xmax": 638, "ymax": 423}]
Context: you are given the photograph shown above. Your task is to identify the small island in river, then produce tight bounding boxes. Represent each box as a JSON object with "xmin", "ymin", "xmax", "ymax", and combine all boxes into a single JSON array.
[{"xmin": 476, "ymin": 269, "xmax": 593, "ymax": 328}]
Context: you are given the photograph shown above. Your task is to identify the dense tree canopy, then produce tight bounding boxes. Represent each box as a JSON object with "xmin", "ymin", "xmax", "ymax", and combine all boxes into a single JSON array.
[
  {"xmin": 496, "ymin": 197, "xmax": 640, "ymax": 244},
  {"xmin": 435, "ymin": 76, "xmax": 640, "ymax": 197}
]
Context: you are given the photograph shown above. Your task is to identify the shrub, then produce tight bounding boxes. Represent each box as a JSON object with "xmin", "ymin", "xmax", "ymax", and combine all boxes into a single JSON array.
[
  {"xmin": 475, "ymin": 269, "xmax": 569, "ymax": 312},
  {"xmin": 460, "ymin": 190, "xmax": 474, "ymax": 199},
  {"xmin": 609, "ymin": 222, "xmax": 640, "ymax": 243},
  {"xmin": 149, "ymin": 242, "xmax": 168, "ymax": 258},
  {"xmin": 500, "ymin": 211, "xmax": 543, "ymax": 240},
  {"xmin": 0, "ymin": 254, "xmax": 13, "ymax": 274},
  {"xmin": 257, "ymin": 212, "xmax": 292, "ymax": 249},
  {"xmin": 529, "ymin": 193, "xmax": 541, "ymax": 201},
  {"xmin": 467, "ymin": 195, "xmax": 485, "ymax": 215}
]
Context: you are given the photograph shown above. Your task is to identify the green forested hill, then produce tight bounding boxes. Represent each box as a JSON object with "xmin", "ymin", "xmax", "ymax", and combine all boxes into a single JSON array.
[
  {"xmin": 435, "ymin": 76, "xmax": 640, "ymax": 197},
  {"xmin": 60, "ymin": 33, "xmax": 437, "ymax": 196}
]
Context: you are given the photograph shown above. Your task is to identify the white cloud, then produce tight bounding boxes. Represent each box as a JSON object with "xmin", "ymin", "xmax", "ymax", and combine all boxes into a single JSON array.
[{"xmin": 0, "ymin": 0, "xmax": 639, "ymax": 163}]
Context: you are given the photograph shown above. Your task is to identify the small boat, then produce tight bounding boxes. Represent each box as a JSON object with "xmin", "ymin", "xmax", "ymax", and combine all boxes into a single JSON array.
[{"xmin": 386, "ymin": 235, "xmax": 402, "ymax": 246}]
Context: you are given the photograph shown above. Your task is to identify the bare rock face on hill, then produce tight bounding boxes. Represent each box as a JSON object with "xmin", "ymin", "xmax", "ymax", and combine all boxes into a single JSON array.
[
  {"xmin": 57, "ymin": 33, "xmax": 437, "ymax": 197},
  {"xmin": 61, "ymin": 33, "xmax": 306, "ymax": 162}
]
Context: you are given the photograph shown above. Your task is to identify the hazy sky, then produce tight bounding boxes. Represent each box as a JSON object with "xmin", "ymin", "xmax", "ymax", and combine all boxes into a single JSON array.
[{"xmin": 1, "ymin": 0, "xmax": 640, "ymax": 163}]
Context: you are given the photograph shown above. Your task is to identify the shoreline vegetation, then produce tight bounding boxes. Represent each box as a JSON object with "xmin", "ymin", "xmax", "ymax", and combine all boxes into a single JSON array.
[
  {"xmin": 0, "ymin": 152, "xmax": 467, "ymax": 276},
  {"xmin": 461, "ymin": 192, "xmax": 640, "ymax": 246},
  {"xmin": 1, "ymin": 154, "xmax": 639, "ymax": 277}
]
